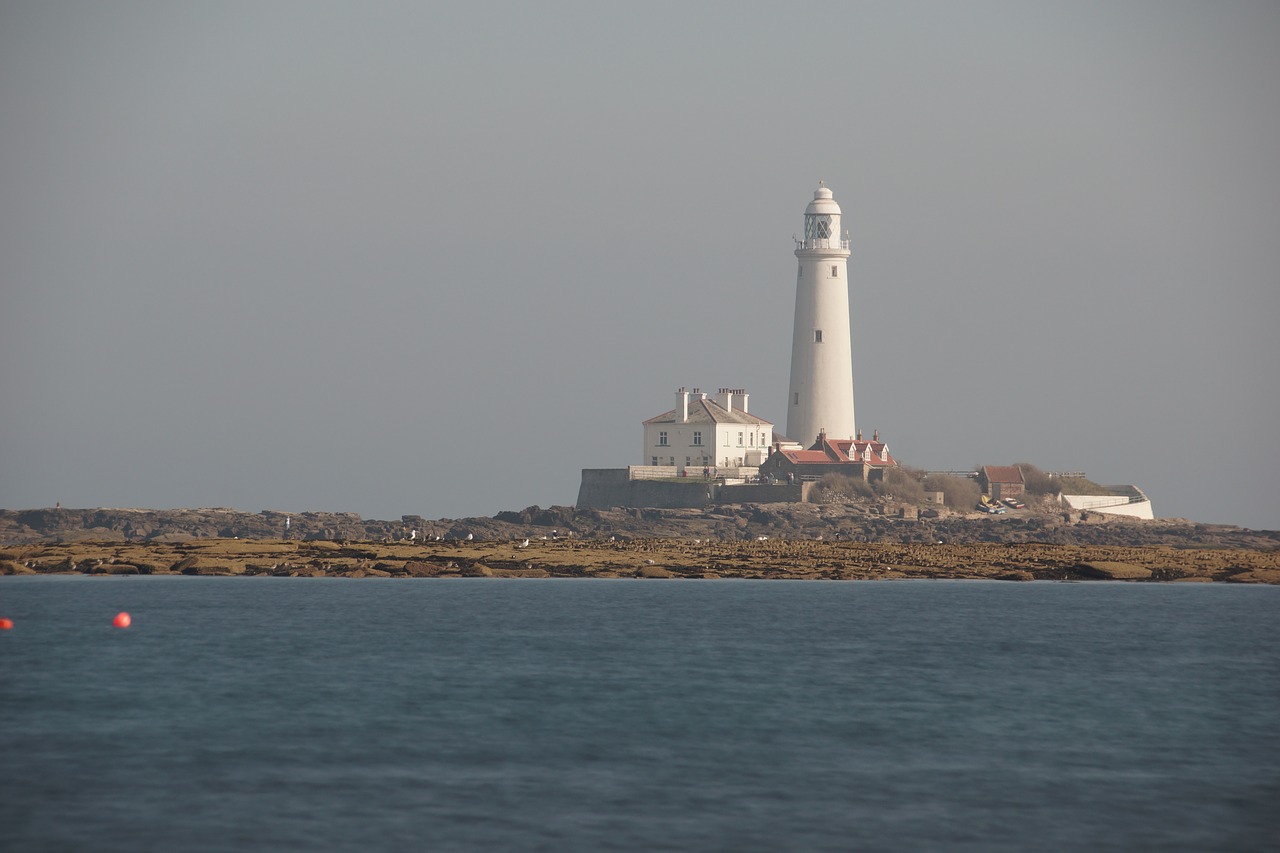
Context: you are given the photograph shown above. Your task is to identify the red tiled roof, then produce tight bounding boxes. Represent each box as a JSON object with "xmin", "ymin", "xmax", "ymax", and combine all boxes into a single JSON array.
[
  {"xmin": 783, "ymin": 450, "xmax": 835, "ymax": 464},
  {"xmin": 806, "ymin": 435, "xmax": 897, "ymax": 466},
  {"xmin": 983, "ymin": 465, "xmax": 1024, "ymax": 484},
  {"xmin": 780, "ymin": 443, "xmax": 897, "ymax": 468}
]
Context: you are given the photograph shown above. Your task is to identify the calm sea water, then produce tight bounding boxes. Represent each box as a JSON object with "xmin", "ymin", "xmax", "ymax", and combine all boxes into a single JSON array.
[{"xmin": 1, "ymin": 576, "xmax": 1277, "ymax": 851}]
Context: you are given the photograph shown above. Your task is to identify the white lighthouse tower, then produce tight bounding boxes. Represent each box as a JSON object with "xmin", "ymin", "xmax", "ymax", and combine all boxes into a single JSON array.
[{"xmin": 786, "ymin": 182, "xmax": 856, "ymax": 446}]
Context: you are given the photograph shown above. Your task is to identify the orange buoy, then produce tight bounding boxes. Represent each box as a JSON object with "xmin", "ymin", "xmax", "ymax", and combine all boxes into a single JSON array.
[
  {"xmin": 113, "ymin": 612, "xmax": 132, "ymax": 628},
  {"xmin": 0, "ymin": 617, "xmax": 13, "ymax": 630}
]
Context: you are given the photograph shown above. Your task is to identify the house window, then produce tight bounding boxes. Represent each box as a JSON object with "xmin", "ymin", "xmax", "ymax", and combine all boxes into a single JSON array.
[
  {"xmin": 659, "ymin": 431, "xmax": 668, "ymax": 446},
  {"xmin": 831, "ymin": 265, "xmax": 838, "ymax": 277},
  {"xmin": 651, "ymin": 456, "xmax": 658, "ymax": 466},
  {"xmin": 814, "ymin": 330, "xmax": 823, "ymax": 343},
  {"xmin": 749, "ymin": 432, "xmax": 755, "ymax": 446},
  {"xmin": 737, "ymin": 432, "xmax": 744, "ymax": 446},
  {"xmin": 693, "ymin": 431, "xmax": 702, "ymax": 446},
  {"xmin": 724, "ymin": 432, "xmax": 730, "ymax": 446}
]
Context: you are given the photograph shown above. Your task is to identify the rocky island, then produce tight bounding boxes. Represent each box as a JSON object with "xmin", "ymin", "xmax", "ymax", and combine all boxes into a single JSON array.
[{"xmin": 3, "ymin": 504, "xmax": 1277, "ymax": 583}]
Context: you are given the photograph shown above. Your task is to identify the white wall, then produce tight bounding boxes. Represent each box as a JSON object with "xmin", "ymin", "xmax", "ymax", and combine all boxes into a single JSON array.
[
  {"xmin": 787, "ymin": 228, "xmax": 855, "ymax": 443},
  {"xmin": 642, "ymin": 394, "xmax": 771, "ymax": 470},
  {"xmin": 1061, "ymin": 494, "xmax": 1156, "ymax": 519}
]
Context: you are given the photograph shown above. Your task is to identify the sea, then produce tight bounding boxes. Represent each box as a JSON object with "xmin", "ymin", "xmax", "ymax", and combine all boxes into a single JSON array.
[{"xmin": 1, "ymin": 576, "xmax": 1276, "ymax": 852}]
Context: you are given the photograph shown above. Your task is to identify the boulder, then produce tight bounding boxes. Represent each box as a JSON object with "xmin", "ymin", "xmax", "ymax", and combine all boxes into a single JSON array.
[
  {"xmin": 1077, "ymin": 561, "xmax": 1152, "ymax": 580},
  {"xmin": 1224, "ymin": 569, "xmax": 1280, "ymax": 584},
  {"xmin": 171, "ymin": 556, "xmax": 200, "ymax": 573},
  {"xmin": 402, "ymin": 561, "xmax": 442, "ymax": 577},
  {"xmin": 636, "ymin": 565, "xmax": 675, "ymax": 578},
  {"xmin": 492, "ymin": 568, "xmax": 551, "ymax": 578}
]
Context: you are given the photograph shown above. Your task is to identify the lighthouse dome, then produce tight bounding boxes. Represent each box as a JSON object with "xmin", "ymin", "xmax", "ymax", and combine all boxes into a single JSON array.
[{"xmin": 805, "ymin": 183, "xmax": 842, "ymax": 216}]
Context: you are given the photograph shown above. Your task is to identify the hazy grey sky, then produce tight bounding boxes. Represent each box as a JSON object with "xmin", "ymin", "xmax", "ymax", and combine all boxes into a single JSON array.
[{"xmin": 2, "ymin": 1, "xmax": 1277, "ymax": 529}]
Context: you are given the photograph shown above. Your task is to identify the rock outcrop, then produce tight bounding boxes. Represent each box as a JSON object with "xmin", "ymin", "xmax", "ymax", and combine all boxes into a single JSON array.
[
  {"xmin": 3, "ymin": 535, "xmax": 1278, "ymax": 583},
  {"xmin": 2, "ymin": 504, "xmax": 1277, "ymax": 554}
]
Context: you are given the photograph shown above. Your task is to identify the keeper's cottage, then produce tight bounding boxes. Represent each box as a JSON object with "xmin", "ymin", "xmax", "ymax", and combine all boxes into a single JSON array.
[{"xmin": 643, "ymin": 388, "xmax": 773, "ymax": 470}]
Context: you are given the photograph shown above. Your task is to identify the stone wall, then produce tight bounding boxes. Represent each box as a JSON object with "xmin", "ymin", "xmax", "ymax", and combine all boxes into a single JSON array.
[
  {"xmin": 717, "ymin": 483, "xmax": 809, "ymax": 504},
  {"xmin": 576, "ymin": 470, "xmax": 814, "ymax": 510},
  {"xmin": 576, "ymin": 469, "xmax": 713, "ymax": 510}
]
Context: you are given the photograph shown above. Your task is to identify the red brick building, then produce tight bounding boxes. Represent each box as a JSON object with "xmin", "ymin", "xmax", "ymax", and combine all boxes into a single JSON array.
[{"xmin": 759, "ymin": 430, "xmax": 897, "ymax": 482}]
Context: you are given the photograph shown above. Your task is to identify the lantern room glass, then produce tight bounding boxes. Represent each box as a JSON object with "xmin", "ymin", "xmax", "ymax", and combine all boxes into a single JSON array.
[{"xmin": 804, "ymin": 214, "xmax": 832, "ymax": 241}]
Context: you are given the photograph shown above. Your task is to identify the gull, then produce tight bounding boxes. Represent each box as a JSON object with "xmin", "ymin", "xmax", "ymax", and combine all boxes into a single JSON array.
[
  {"xmin": 464, "ymin": 533, "xmax": 473, "ymax": 541},
  {"xmin": 518, "ymin": 539, "xmax": 529, "ymax": 548}
]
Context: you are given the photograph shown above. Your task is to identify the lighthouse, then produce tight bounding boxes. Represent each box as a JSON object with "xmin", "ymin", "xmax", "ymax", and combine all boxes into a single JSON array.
[{"xmin": 786, "ymin": 182, "xmax": 856, "ymax": 446}]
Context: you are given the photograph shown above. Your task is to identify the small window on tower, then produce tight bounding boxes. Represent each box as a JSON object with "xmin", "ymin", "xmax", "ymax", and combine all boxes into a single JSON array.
[
  {"xmin": 831, "ymin": 265, "xmax": 838, "ymax": 277},
  {"xmin": 815, "ymin": 330, "xmax": 823, "ymax": 343},
  {"xmin": 794, "ymin": 392, "xmax": 799, "ymax": 405}
]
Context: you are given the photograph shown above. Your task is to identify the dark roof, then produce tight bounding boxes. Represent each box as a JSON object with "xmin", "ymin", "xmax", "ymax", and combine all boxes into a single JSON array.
[{"xmin": 644, "ymin": 396, "xmax": 773, "ymax": 427}]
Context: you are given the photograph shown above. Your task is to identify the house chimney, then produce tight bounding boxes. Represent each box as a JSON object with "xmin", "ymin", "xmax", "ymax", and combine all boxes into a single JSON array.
[
  {"xmin": 738, "ymin": 389, "xmax": 749, "ymax": 413},
  {"xmin": 873, "ymin": 429, "xmax": 879, "ymax": 442},
  {"xmin": 676, "ymin": 387, "xmax": 689, "ymax": 423},
  {"xmin": 718, "ymin": 387, "xmax": 734, "ymax": 413},
  {"xmin": 856, "ymin": 429, "xmax": 862, "ymax": 441}
]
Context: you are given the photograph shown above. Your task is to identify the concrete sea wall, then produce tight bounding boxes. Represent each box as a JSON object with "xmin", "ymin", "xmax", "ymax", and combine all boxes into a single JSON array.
[{"xmin": 577, "ymin": 470, "xmax": 809, "ymax": 509}]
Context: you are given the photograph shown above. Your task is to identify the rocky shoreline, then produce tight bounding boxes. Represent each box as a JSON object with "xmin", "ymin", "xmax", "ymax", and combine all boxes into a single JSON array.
[
  {"xmin": 3, "ymin": 504, "xmax": 1279, "ymax": 548},
  {"xmin": 3, "ymin": 534, "xmax": 1279, "ymax": 584},
  {"xmin": 3, "ymin": 504, "xmax": 1277, "ymax": 583}
]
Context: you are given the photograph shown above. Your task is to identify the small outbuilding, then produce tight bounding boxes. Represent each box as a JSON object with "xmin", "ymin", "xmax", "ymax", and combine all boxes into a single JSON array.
[{"xmin": 979, "ymin": 465, "xmax": 1026, "ymax": 500}]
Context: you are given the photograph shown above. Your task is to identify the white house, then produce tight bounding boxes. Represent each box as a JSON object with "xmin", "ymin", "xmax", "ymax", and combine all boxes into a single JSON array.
[{"xmin": 643, "ymin": 388, "xmax": 774, "ymax": 470}]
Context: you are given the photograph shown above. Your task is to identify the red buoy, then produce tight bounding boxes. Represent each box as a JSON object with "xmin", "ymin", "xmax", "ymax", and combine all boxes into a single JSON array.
[
  {"xmin": 0, "ymin": 618, "xmax": 13, "ymax": 630},
  {"xmin": 113, "ymin": 612, "xmax": 131, "ymax": 628}
]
